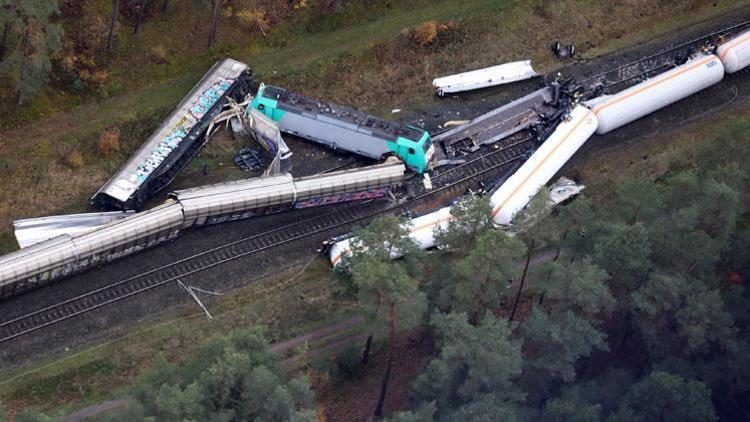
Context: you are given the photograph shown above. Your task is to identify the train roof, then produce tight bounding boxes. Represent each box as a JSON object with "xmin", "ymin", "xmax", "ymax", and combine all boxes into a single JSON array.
[
  {"xmin": 94, "ymin": 58, "xmax": 249, "ymax": 205},
  {"xmin": 13, "ymin": 211, "xmax": 134, "ymax": 248},
  {"xmin": 261, "ymin": 85, "xmax": 426, "ymax": 142}
]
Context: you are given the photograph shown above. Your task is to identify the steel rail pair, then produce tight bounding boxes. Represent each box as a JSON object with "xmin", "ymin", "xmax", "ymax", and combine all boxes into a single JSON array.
[{"xmin": 0, "ymin": 139, "xmax": 533, "ymax": 343}]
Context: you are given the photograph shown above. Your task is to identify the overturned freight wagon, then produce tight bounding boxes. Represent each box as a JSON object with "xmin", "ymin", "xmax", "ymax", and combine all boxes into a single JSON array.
[
  {"xmin": 91, "ymin": 58, "xmax": 252, "ymax": 211},
  {"xmin": 0, "ymin": 161, "xmax": 405, "ymax": 299}
]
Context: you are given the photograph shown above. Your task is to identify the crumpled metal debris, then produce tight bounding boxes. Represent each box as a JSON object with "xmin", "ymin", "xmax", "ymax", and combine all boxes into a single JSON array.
[
  {"xmin": 551, "ymin": 41, "xmax": 576, "ymax": 59},
  {"xmin": 14, "ymin": 211, "xmax": 134, "ymax": 248},
  {"xmin": 234, "ymin": 147, "xmax": 265, "ymax": 172}
]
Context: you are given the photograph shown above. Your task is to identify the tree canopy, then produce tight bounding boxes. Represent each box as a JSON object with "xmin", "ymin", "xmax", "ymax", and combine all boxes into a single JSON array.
[
  {"xmin": 357, "ymin": 119, "xmax": 750, "ymax": 419},
  {"xmin": 613, "ymin": 371, "xmax": 717, "ymax": 422},
  {"xmin": 0, "ymin": 0, "xmax": 63, "ymax": 103},
  {"xmin": 131, "ymin": 328, "xmax": 315, "ymax": 421},
  {"xmin": 412, "ymin": 312, "xmax": 525, "ymax": 411},
  {"xmin": 346, "ymin": 215, "xmax": 427, "ymax": 417}
]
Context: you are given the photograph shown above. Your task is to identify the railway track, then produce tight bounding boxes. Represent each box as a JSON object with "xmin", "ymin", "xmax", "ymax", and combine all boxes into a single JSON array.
[
  {"xmin": 0, "ymin": 140, "xmax": 533, "ymax": 344},
  {"xmin": 429, "ymin": 134, "xmax": 534, "ymax": 188},
  {"xmin": 6, "ymin": 16, "xmax": 750, "ymax": 345},
  {"xmin": 579, "ymin": 18, "xmax": 750, "ymax": 94}
]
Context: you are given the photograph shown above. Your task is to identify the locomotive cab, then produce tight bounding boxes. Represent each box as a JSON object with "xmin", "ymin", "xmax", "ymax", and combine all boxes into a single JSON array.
[
  {"xmin": 390, "ymin": 130, "xmax": 433, "ymax": 173},
  {"xmin": 251, "ymin": 84, "xmax": 287, "ymax": 121}
]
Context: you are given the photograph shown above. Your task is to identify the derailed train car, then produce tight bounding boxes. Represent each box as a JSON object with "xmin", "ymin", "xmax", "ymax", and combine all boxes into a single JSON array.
[
  {"xmin": 587, "ymin": 54, "xmax": 725, "ymax": 135},
  {"xmin": 329, "ymin": 31, "xmax": 750, "ymax": 267},
  {"xmin": 172, "ymin": 160, "xmax": 405, "ymax": 227},
  {"xmin": 489, "ymin": 105, "xmax": 597, "ymax": 226},
  {"xmin": 0, "ymin": 161, "xmax": 406, "ymax": 299},
  {"xmin": 91, "ymin": 59, "xmax": 253, "ymax": 211},
  {"xmin": 251, "ymin": 84, "xmax": 435, "ymax": 173},
  {"xmin": 0, "ymin": 202, "xmax": 184, "ymax": 297},
  {"xmin": 329, "ymin": 206, "xmax": 453, "ymax": 267},
  {"xmin": 717, "ymin": 27, "xmax": 750, "ymax": 73},
  {"xmin": 327, "ymin": 104, "xmax": 598, "ymax": 268},
  {"xmin": 585, "ymin": 26, "xmax": 750, "ymax": 135},
  {"xmin": 7, "ymin": 27, "xmax": 750, "ymax": 295}
]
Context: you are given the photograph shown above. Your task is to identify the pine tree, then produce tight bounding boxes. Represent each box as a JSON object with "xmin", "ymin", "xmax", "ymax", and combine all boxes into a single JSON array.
[
  {"xmin": 412, "ymin": 312, "xmax": 525, "ymax": 416},
  {"xmin": 347, "ymin": 216, "xmax": 427, "ymax": 418},
  {"xmin": 385, "ymin": 402, "xmax": 437, "ymax": 422},
  {"xmin": 530, "ymin": 259, "xmax": 614, "ymax": 321},
  {"xmin": 208, "ymin": 0, "xmax": 220, "ymax": 48},
  {"xmin": 591, "ymin": 221, "xmax": 652, "ymax": 290},
  {"xmin": 630, "ymin": 271, "xmax": 737, "ymax": 359},
  {"xmin": 441, "ymin": 394, "xmax": 535, "ymax": 422},
  {"xmin": 521, "ymin": 308, "xmax": 608, "ymax": 383},
  {"xmin": 431, "ymin": 196, "xmax": 524, "ymax": 322},
  {"xmin": 443, "ymin": 229, "xmax": 523, "ymax": 323},
  {"xmin": 190, "ymin": 0, "xmax": 209, "ymax": 33},
  {"xmin": 107, "ymin": 0, "xmax": 120, "ymax": 52},
  {"xmin": 613, "ymin": 371, "xmax": 717, "ymax": 422},
  {"xmin": 434, "ymin": 196, "xmax": 494, "ymax": 253},
  {"xmin": 13, "ymin": 411, "xmax": 54, "ymax": 422},
  {"xmin": 540, "ymin": 397, "xmax": 601, "ymax": 422},
  {"xmin": 130, "ymin": 328, "xmax": 316, "ymax": 420},
  {"xmin": 132, "ymin": 0, "xmax": 147, "ymax": 35},
  {"xmin": 0, "ymin": 0, "xmax": 63, "ymax": 104}
]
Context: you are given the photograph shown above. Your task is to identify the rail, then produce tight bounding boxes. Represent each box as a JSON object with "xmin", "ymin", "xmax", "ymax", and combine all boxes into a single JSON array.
[
  {"xmin": 0, "ymin": 138, "xmax": 533, "ymax": 343},
  {"xmin": 5, "ymin": 17, "xmax": 750, "ymax": 343},
  {"xmin": 579, "ymin": 18, "xmax": 750, "ymax": 94}
]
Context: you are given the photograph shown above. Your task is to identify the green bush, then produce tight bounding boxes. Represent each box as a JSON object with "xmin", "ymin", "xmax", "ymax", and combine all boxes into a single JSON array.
[{"xmin": 315, "ymin": 342, "xmax": 365, "ymax": 382}]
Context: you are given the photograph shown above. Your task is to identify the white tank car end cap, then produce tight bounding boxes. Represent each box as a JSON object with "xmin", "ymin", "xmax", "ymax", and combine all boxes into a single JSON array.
[{"xmin": 717, "ymin": 28, "xmax": 750, "ymax": 73}]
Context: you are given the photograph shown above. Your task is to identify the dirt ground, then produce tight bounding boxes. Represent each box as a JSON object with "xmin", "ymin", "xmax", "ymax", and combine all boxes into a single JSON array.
[{"xmin": 313, "ymin": 328, "xmax": 434, "ymax": 421}]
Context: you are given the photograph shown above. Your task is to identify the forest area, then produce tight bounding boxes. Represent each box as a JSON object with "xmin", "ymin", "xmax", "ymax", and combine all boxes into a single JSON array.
[
  {"xmin": 1, "ymin": 0, "xmax": 749, "ymax": 420},
  {"xmin": 0, "ymin": 0, "xmax": 353, "ymax": 111},
  {"xmin": 2, "ymin": 111, "xmax": 747, "ymax": 422}
]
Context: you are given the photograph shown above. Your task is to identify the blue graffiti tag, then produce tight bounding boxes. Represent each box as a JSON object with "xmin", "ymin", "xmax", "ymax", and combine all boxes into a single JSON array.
[{"xmin": 125, "ymin": 79, "xmax": 234, "ymax": 187}]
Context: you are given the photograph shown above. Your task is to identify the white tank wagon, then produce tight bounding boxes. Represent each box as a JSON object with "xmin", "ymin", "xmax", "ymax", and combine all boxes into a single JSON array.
[
  {"xmin": 717, "ymin": 28, "xmax": 750, "ymax": 73},
  {"xmin": 329, "ymin": 176, "xmax": 587, "ymax": 268},
  {"xmin": 0, "ymin": 202, "xmax": 183, "ymax": 298},
  {"xmin": 174, "ymin": 160, "xmax": 406, "ymax": 227},
  {"xmin": 587, "ymin": 54, "xmax": 724, "ymax": 135},
  {"xmin": 329, "ymin": 206, "xmax": 453, "ymax": 268},
  {"xmin": 489, "ymin": 105, "xmax": 598, "ymax": 227}
]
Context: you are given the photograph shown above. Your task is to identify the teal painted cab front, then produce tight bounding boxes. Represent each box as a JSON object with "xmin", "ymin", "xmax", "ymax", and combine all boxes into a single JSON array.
[
  {"xmin": 387, "ymin": 131, "xmax": 433, "ymax": 173},
  {"xmin": 250, "ymin": 84, "xmax": 286, "ymax": 121}
]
